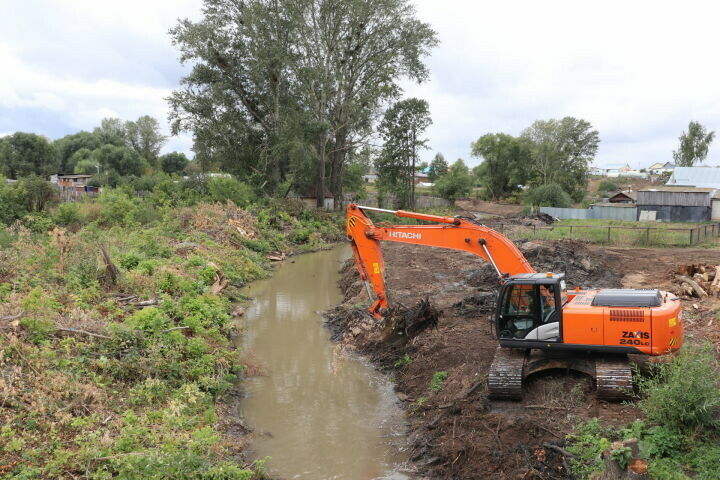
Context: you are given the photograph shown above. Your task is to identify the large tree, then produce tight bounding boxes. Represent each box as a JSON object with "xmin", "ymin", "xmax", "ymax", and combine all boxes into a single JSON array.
[
  {"xmin": 375, "ymin": 98, "xmax": 431, "ymax": 209},
  {"xmin": 521, "ymin": 117, "xmax": 599, "ymax": 202},
  {"xmin": 673, "ymin": 121, "xmax": 715, "ymax": 167},
  {"xmin": 427, "ymin": 152, "xmax": 448, "ymax": 182},
  {"xmin": 471, "ymin": 133, "xmax": 530, "ymax": 199},
  {"xmin": 53, "ymin": 131, "xmax": 103, "ymax": 173},
  {"xmin": 0, "ymin": 132, "xmax": 57, "ymax": 179},
  {"xmin": 168, "ymin": 0, "xmax": 437, "ymax": 204},
  {"xmin": 125, "ymin": 115, "xmax": 167, "ymax": 167}
]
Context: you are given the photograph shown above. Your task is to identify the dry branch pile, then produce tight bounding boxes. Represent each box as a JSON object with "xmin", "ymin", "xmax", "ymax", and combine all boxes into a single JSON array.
[{"xmin": 672, "ymin": 264, "xmax": 720, "ymax": 298}]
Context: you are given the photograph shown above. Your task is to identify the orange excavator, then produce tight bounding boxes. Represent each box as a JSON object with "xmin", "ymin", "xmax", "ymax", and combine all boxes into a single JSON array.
[{"xmin": 346, "ymin": 204, "xmax": 683, "ymax": 400}]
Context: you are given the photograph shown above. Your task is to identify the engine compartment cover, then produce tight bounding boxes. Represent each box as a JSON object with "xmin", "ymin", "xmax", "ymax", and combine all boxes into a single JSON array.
[{"xmin": 591, "ymin": 289, "xmax": 662, "ymax": 308}]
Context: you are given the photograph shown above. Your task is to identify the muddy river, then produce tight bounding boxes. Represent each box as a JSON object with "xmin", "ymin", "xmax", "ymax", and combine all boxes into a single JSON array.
[{"xmin": 238, "ymin": 245, "xmax": 411, "ymax": 480}]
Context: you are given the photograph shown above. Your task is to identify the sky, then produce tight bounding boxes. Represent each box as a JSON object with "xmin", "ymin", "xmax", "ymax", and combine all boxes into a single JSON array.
[{"xmin": 2, "ymin": 0, "xmax": 720, "ymax": 169}]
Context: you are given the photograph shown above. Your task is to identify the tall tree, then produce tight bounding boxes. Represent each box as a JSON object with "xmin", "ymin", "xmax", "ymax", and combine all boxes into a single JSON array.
[
  {"xmin": 0, "ymin": 132, "xmax": 57, "ymax": 179},
  {"xmin": 521, "ymin": 117, "xmax": 599, "ymax": 201},
  {"xmin": 93, "ymin": 118, "xmax": 127, "ymax": 146},
  {"xmin": 125, "ymin": 115, "xmax": 167, "ymax": 167},
  {"xmin": 375, "ymin": 98, "xmax": 431, "ymax": 208},
  {"xmin": 433, "ymin": 158, "xmax": 474, "ymax": 200},
  {"xmin": 471, "ymin": 133, "xmax": 530, "ymax": 199},
  {"xmin": 673, "ymin": 121, "xmax": 715, "ymax": 167},
  {"xmin": 427, "ymin": 152, "xmax": 448, "ymax": 182},
  {"xmin": 53, "ymin": 131, "xmax": 103, "ymax": 173},
  {"xmin": 160, "ymin": 152, "xmax": 190, "ymax": 174},
  {"xmin": 168, "ymin": 0, "xmax": 437, "ymax": 203}
]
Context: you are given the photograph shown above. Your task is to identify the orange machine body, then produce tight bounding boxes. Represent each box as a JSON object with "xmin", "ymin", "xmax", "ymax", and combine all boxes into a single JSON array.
[
  {"xmin": 561, "ymin": 290, "xmax": 683, "ymax": 355},
  {"xmin": 346, "ymin": 204, "xmax": 683, "ymax": 356}
]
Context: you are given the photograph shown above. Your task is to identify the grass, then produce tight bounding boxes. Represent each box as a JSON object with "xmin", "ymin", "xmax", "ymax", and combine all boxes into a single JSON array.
[
  {"xmin": 0, "ymin": 192, "xmax": 341, "ymax": 479},
  {"xmin": 505, "ymin": 218, "xmax": 720, "ymax": 247},
  {"xmin": 565, "ymin": 343, "xmax": 720, "ymax": 479}
]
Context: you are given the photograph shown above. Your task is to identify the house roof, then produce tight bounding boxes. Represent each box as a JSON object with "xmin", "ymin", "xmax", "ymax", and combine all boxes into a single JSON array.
[
  {"xmin": 667, "ymin": 167, "xmax": 720, "ymax": 188},
  {"xmin": 640, "ymin": 186, "xmax": 715, "ymax": 193},
  {"xmin": 648, "ymin": 162, "xmax": 665, "ymax": 169},
  {"xmin": 591, "ymin": 203, "xmax": 637, "ymax": 208},
  {"xmin": 58, "ymin": 174, "xmax": 93, "ymax": 179},
  {"xmin": 609, "ymin": 191, "xmax": 637, "ymax": 200}
]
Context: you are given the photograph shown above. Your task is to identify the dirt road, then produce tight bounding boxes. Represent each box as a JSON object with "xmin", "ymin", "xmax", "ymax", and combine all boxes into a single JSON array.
[{"xmin": 325, "ymin": 240, "xmax": 720, "ymax": 479}]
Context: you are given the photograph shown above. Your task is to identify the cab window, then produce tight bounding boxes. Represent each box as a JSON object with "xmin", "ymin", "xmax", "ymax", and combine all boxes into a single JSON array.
[{"xmin": 504, "ymin": 285, "xmax": 536, "ymax": 316}]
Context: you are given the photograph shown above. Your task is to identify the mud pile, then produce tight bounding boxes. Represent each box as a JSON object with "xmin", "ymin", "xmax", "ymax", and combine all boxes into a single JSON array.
[{"xmin": 466, "ymin": 239, "xmax": 622, "ymax": 291}]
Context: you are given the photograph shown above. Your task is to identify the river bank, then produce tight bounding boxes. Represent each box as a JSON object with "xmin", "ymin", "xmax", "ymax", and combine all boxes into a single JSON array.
[{"xmin": 0, "ymin": 196, "xmax": 341, "ymax": 479}]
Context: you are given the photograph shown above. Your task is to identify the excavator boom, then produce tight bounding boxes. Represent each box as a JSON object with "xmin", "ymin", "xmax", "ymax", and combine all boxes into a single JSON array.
[{"xmin": 346, "ymin": 204, "xmax": 534, "ymax": 317}]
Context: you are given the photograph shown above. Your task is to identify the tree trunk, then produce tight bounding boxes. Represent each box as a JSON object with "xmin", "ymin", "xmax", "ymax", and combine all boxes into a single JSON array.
[{"xmin": 317, "ymin": 132, "xmax": 326, "ymax": 209}]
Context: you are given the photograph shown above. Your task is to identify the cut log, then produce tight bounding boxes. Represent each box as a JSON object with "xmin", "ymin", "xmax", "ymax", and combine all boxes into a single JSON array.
[
  {"xmin": 676, "ymin": 275, "xmax": 708, "ymax": 298},
  {"xmin": 712, "ymin": 266, "xmax": 720, "ymax": 287}
]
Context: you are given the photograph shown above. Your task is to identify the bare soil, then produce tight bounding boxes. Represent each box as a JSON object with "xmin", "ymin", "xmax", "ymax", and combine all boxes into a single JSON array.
[{"xmin": 325, "ymin": 240, "xmax": 720, "ymax": 479}]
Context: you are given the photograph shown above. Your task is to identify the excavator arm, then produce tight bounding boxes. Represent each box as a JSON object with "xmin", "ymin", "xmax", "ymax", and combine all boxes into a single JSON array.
[{"xmin": 346, "ymin": 204, "xmax": 535, "ymax": 318}]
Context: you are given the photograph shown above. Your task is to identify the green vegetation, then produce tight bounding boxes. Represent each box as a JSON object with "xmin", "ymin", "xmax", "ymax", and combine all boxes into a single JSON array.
[
  {"xmin": 524, "ymin": 183, "xmax": 572, "ymax": 208},
  {"xmin": 566, "ymin": 344, "xmax": 720, "ymax": 479},
  {"xmin": 433, "ymin": 159, "xmax": 475, "ymax": 201},
  {"xmin": 394, "ymin": 354, "xmax": 413, "ymax": 368},
  {"xmin": 471, "ymin": 116, "xmax": 599, "ymax": 202},
  {"xmin": 169, "ymin": 0, "xmax": 438, "ymax": 200},
  {"xmin": 510, "ymin": 218, "xmax": 716, "ymax": 247},
  {"xmin": 673, "ymin": 121, "xmax": 715, "ymax": 167},
  {"xmin": 0, "ymin": 186, "xmax": 341, "ymax": 478},
  {"xmin": 598, "ymin": 180, "xmax": 619, "ymax": 192},
  {"xmin": 376, "ymin": 98, "xmax": 432, "ymax": 209},
  {"xmin": 429, "ymin": 371, "xmax": 448, "ymax": 392}
]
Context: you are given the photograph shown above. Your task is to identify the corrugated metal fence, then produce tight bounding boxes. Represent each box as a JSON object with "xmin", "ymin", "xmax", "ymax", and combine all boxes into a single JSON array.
[{"xmin": 540, "ymin": 205, "xmax": 638, "ymax": 221}]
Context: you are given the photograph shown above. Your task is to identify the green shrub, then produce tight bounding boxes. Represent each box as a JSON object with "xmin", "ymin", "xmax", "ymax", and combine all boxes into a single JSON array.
[
  {"xmin": 52, "ymin": 203, "xmax": 82, "ymax": 228},
  {"xmin": 635, "ymin": 343, "xmax": 720, "ymax": 433},
  {"xmin": 525, "ymin": 183, "xmax": 572, "ymax": 208},
  {"xmin": 118, "ymin": 251, "xmax": 143, "ymax": 270},
  {"xmin": 97, "ymin": 190, "xmax": 139, "ymax": 226},
  {"xmin": 430, "ymin": 371, "xmax": 448, "ymax": 392},
  {"xmin": 641, "ymin": 425, "xmax": 684, "ymax": 458},
  {"xmin": 21, "ymin": 212, "xmax": 54, "ymax": 232},
  {"xmin": 598, "ymin": 180, "xmax": 619, "ymax": 192},
  {"xmin": 433, "ymin": 159, "xmax": 474, "ymax": 200},
  {"xmin": 207, "ymin": 177, "xmax": 255, "ymax": 207}
]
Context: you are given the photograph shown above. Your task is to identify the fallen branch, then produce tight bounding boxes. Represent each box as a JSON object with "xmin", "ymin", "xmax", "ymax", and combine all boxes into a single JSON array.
[
  {"xmin": 0, "ymin": 311, "xmax": 25, "ymax": 322},
  {"xmin": 57, "ymin": 328, "xmax": 111, "ymax": 340},
  {"xmin": 131, "ymin": 299, "xmax": 160, "ymax": 307},
  {"xmin": 161, "ymin": 326, "xmax": 190, "ymax": 333},
  {"xmin": 675, "ymin": 275, "xmax": 707, "ymax": 298},
  {"xmin": 543, "ymin": 443, "xmax": 576, "ymax": 459},
  {"xmin": 525, "ymin": 405, "xmax": 569, "ymax": 410}
]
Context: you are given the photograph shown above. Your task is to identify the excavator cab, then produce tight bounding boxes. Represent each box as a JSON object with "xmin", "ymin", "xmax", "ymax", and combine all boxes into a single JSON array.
[{"xmin": 496, "ymin": 273, "xmax": 566, "ymax": 343}]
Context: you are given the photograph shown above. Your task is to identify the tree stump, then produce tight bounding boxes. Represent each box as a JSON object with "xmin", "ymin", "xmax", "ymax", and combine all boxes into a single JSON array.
[{"xmin": 598, "ymin": 438, "xmax": 648, "ymax": 480}]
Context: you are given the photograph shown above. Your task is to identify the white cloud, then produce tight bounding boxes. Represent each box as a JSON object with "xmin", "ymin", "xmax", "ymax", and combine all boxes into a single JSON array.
[
  {"xmin": 2, "ymin": 0, "xmax": 720, "ymax": 167},
  {"xmin": 404, "ymin": 0, "xmax": 720, "ymax": 168}
]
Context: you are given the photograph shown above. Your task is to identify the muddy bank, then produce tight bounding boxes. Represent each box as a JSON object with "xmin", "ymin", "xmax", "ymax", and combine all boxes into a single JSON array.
[{"xmin": 325, "ymin": 240, "xmax": 655, "ymax": 479}]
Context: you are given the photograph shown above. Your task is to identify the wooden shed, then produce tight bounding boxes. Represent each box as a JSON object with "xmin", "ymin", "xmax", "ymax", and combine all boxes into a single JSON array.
[{"xmin": 637, "ymin": 187, "xmax": 714, "ymax": 222}]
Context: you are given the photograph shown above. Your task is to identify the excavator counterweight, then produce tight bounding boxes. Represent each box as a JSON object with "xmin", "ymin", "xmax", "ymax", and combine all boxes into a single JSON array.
[{"xmin": 346, "ymin": 204, "xmax": 683, "ymax": 400}]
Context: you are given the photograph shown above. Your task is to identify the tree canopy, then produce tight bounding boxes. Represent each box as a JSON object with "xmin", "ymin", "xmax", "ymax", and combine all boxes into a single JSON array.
[
  {"xmin": 169, "ymin": 0, "xmax": 438, "ymax": 204},
  {"xmin": 433, "ymin": 159, "xmax": 474, "ymax": 200},
  {"xmin": 673, "ymin": 121, "xmax": 715, "ymax": 167},
  {"xmin": 0, "ymin": 133, "xmax": 57, "ymax": 179},
  {"xmin": 520, "ymin": 117, "xmax": 599, "ymax": 202},
  {"xmin": 471, "ymin": 133, "xmax": 530, "ymax": 199},
  {"xmin": 428, "ymin": 153, "xmax": 448, "ymax": 182},
  {"xmin": 375, "ymin": 98, "xmax": 432, "ymax": 208}
]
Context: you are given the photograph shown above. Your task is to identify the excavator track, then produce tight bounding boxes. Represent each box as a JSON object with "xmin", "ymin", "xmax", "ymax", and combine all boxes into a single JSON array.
[
  {"xmin": 488, "ymin": 346, "xmax": 527, "ymax": 400},
  {"xmin": 595, "ymin": 355, "xmax": 634, "ymax": 401}
]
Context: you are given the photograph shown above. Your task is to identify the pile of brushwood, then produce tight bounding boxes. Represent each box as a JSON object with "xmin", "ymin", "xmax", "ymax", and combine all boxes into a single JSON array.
[
  {"xmin": 0, "ymin": 191, "xmax": 341, "ymax": 478},
  {"xmin": 672, "ymin": 263, "xmax": 720, "ymax": 298}
]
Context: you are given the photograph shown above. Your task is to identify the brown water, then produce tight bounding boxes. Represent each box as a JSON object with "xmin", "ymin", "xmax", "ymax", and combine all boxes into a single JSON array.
[{"xmin": 238, "ymin": 245, "xmax": 412, "ymax": 480}]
